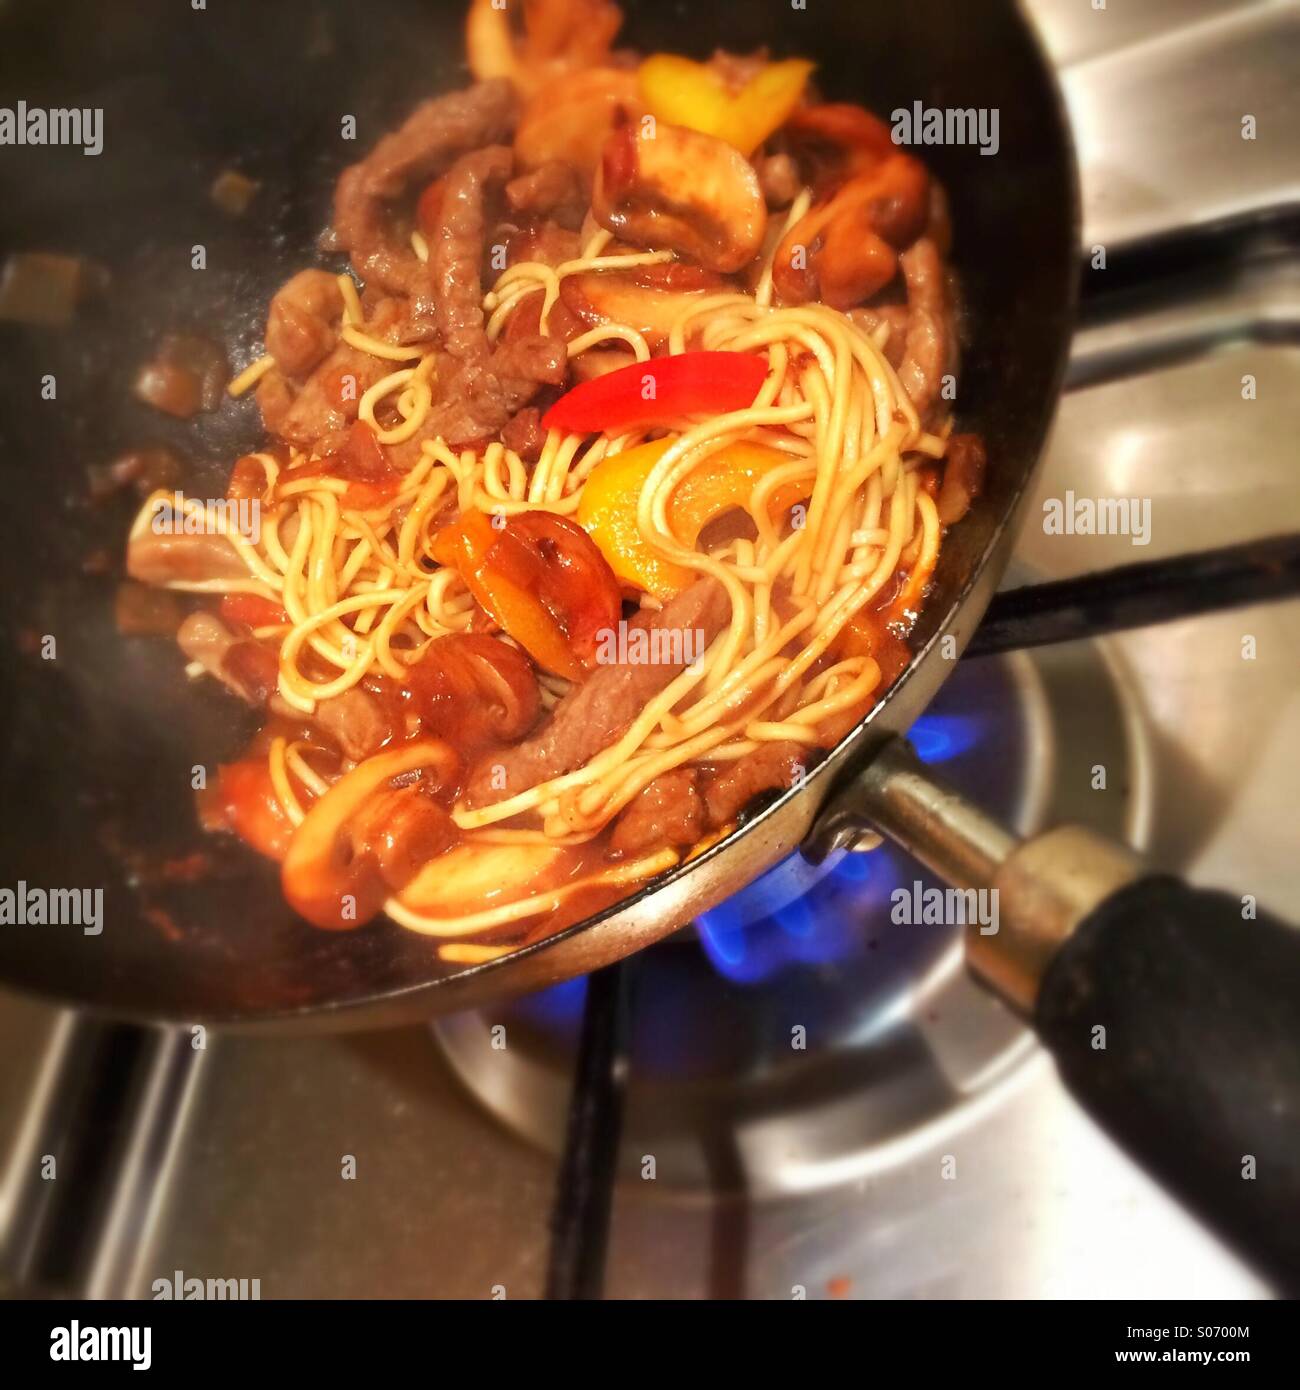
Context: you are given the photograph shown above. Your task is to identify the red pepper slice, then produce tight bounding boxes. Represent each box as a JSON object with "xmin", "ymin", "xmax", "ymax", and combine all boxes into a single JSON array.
[
  {"xmin": 541, "ymin": 351, "xmax": 768, "ymax": 435},
  {"xmin": 219, "ymin": 593, "xmax": 289, "ymax": 630},
  {"xmin": 214, "ymin": 760, "xmax": 293, "ymax": 862}
]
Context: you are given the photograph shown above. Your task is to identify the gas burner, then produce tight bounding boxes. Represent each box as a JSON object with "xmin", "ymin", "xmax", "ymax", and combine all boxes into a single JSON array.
[{"xmin": 433, "ymin": 639, "xmax": 1152, "ymax": 1195}]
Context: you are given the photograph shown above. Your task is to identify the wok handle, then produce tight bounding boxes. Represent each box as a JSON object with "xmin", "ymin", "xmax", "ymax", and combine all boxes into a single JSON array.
[
  {"xmin": 813, "ymin": 738, "xmax": 1300, "ymax": 1292},
  {"xmin": 1037, "ymin": 875, "xmax": 1300, "ymax": 1294}
]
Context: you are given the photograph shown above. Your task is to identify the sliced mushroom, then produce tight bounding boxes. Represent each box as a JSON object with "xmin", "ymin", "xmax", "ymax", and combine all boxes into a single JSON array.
[
  {"xmin": 785, "ymin": 103, "xmax": 897, "ymax": 185},
  {"xmin": 281, "ymin": 739, "xmax": 460, "ymax": 930},
  {"xmin": 395, "ymin": 840, "xmax": 579, "ymax": 931},
  {"xmin": 127, "ymin": 530, "xmax": 247, "ymax": 585},
  {"xmin": 560, "ymin": 266, "xmax": 726, "ymax": 351},
  {"xmin": 404, "ymin": 633, "xmax": 541, "ymax": 752},
  {"xmin": 773, "ymin": 153, "xmax": 929, "ymax": 309},
  {"xmin": 592, "ymin": 122, "xmax": 767, "ymax": 274}
]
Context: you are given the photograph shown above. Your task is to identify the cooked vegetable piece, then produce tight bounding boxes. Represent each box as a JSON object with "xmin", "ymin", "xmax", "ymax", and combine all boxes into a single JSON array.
[
  {"xmin": 405, "ymin": 633, "xmax": 541, "ymax": 751},
  {"xmin": 577, "ymin": 439, "xmax": 693, "ymax": 597},
  {"xmin": 542, "ymin": 351, "xmax": 767, "ymax": 434},
  {"xmin": 514, "ymin": 67, "xmax": 643, "ymax": 176},
  {"xmin": 466, "ymin": 0, "xmax": 623, "ymax": 98},
  {"xmin": 209, "ymin": 169, "xmax": 261, "ymax": 216},
  {"xmin": 559, "ymin": 266, "xmax": 724, "ymax": 352},
  {"xmin": 216, "ymin": 759, "xmax": 295, "ymax": 861},
  {"xmin": 281, "ymin": 739, "xmax": 460, "ymax": 928},
  {"xmin": 0, "ymin": 252, "xmax": 88, "ymax": 325},
  {"xmin": 432, "ymin": 509, "xmax": 621, "ymax": 681},
  {"xmin": 578, "ymin": 436, "xmax": 810, "ymax": 597},
  {"xmin": 592, "ymin": 121, "xmax": 767, "ymax": 273},
  {"xmin": 786, "ymin": 103, "xmax": 897, "ymax": 178},
  {"xmin": 773, "ymin": 155, "xmax": 929, "ymax": 308},
  {"xmin": 133, "ymin": 334, "xmax": 229, "ymax": 417},
  {"xmin": 638, "ymin": 54, "xmax": 814, "ymax": 156},
  {"xmin": 219, "ymin": 593, "xmax": 289, "ymax": 630}
]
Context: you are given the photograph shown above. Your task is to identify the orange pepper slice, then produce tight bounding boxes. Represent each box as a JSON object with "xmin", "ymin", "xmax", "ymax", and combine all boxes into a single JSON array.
[
  {"xmin": 433, "ymin": 511, "xmax": 581, "ymax": 680},
  {"xmin": 433, "ymin": 509, "xmax": 622, "ymax": 681},
  {"xmin": 219, "ymin": 593, "xmax": 289, "ymax": 630},
  {"xmin": 637, "ymin": 54, "xmax": 815, "ymax": 157}
]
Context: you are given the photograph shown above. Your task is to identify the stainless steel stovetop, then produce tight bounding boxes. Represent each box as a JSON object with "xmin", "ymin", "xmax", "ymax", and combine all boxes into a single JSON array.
[{"xmin": 1, "ymin": 0, "xmax": 1297, "ymax": 1299}]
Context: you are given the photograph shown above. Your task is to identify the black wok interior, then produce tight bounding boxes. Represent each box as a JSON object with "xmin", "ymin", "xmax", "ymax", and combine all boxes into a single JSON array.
[{"xmin": 0, "ymin": 0, "xmax": 1077, "ymax": 1024}]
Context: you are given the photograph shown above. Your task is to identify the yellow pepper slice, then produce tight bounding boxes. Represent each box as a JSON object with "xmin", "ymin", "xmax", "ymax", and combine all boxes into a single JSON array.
[
  {"xmin": 637, "ymin": 54, "xmax": 815, "ymax": 157},
  {"xmin": 577, "ymin": 440, "xmax": 692, "ymax": 598},
  {"xmin": 671, "ymin": 440, "xmax": 810, "ymax": 546},
  {"xmin": 577, "ymin": 437, "xmax": 812, "ymax": 598}
]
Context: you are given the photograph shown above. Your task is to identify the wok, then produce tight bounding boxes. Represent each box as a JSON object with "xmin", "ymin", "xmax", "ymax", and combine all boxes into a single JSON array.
[{"xmin": 0, "ymin": 0, "xmax": 1296, "ymax": 1288}]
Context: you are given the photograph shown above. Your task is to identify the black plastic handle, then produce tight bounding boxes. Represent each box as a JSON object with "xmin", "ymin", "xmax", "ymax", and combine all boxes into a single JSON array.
[{"xmin": 1035, "ymin": 876, "xmax": 1300, "ymax": 1293}]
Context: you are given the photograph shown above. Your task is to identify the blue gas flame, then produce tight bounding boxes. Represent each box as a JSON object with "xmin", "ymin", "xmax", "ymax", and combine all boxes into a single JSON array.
[
  {"xmin": 905, "ymin": 712, "xmax": 981, "ymax": 764},
  {"xmin": 519, "ymin": 709, "xmax": 985, "ymax": 1014},
  {"xmin": 694, "ymin": 712, "xmax": 978, "ymax": 983}
]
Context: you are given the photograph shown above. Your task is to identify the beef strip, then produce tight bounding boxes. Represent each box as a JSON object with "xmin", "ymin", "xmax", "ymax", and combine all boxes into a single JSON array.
[
  {"xmin": 500, "ymin": 406, "xmax": 548, "ymax": 461},
  {"xmin": 610, "ymin": 768, "xmax": 705, "ymax": 854},
  {"xmin": 127, "ymin": 532, "xmax": 246, "ymax": 585},
  {"xmin": 757, "ymin": 152, "xmax": 801, "ymax": 209},
  {"xmin": 847, "ymin": 304, "xmax": 910, "ymax": 369},
  {"xmin": 256, "ymin": 338, "xmax": 391, "ymax": 448},
  {"xmin": 507, "ymin": 219, "xmax": 584, "ymax": 268},
  {"xmin": 432, "ymin": 145, "xmax": 567, "ymax": 423},
  {"xmin": 935, "ymin": 432, "xmax": 987, "ymax": 526},
  {"xmin": 505, "ymin": 160, "xmax": 587, "ymax": 228},
  {"xmin": 700, "ymin": 693, "xmax": 876, "ymax": 829},
  {"xmin": 256, "ymin": 297, "xmax": 412, "ymax": 449},
  {"xmin": 701, "ymin": 741, "xmax": 806, "ymax": 828},
  {"xmin": 178, "ymin": 606, "xmax": 395, "ymax": 762},
  {"xmin": 177, "ymin": 612, "xmax": 277, "ymax": 705},
  {"xmin": 465, "ymin": 578, "xmax": 732, "ymax": 807},
  {"xmin": 308, "ymin": 686, "xmax": 396, "ymax": 761},
  {"xmin": 177, "ymin": 611, "xmax": 239, "ymax": 679},
  {"xmin": 331, "ymin": 80, "xmax": 516, "ymax": 330},
  {"xmin": 894, "ymin": 236, "xmax": 953, "ymax": 422}
]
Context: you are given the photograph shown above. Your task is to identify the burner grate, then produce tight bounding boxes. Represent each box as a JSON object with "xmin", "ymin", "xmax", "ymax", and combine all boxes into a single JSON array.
[{"xmin": 969, "ymin": 533, "xmax": 1300, "ymax": 658}]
